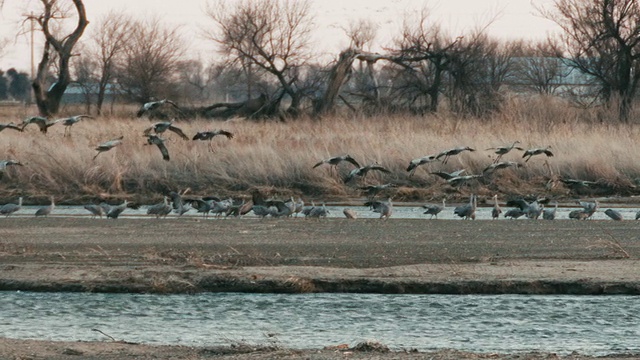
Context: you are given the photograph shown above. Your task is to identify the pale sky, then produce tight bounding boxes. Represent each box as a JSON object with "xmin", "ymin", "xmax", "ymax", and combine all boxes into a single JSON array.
[{"xmin": 0, "ymin": 0, "xmax": 559, "ymax": 73}]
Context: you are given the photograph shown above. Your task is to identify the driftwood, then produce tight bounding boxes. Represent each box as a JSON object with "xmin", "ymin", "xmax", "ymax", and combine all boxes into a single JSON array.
[
  {"xmin": 196, "ymin": 94, "xmax": 270, "ymax": 119},
  {"xmin": 143, "ymin": 94, "xmax": 273, "ymax": 121}
]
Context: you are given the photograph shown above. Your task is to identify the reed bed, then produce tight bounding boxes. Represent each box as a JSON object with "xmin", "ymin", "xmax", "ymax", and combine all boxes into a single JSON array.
[{"xmin": 1, "ymin": 100, "xmax": 640, "ymax": 205}]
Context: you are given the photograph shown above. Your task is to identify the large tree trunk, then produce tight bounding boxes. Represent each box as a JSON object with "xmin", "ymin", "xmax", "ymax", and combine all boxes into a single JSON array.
[
  {"xmin": 31, "ymin": 0, "xmax": 89, "ymax": 117},
  {"xmin": 313, "ymin": 49, "xmax": 358, "ymax": 117}
]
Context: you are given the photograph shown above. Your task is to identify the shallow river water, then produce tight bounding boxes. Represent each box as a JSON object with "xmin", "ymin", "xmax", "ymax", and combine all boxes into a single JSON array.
[{"xmin": 1, "ymin": 292, "xmax": 638, "ymax": 356}]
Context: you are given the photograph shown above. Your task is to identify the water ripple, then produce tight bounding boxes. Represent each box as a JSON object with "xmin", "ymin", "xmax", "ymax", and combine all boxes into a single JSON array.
[{"xmin": 0, "ymin": 292, "xmax": 638, "ymax": 355}]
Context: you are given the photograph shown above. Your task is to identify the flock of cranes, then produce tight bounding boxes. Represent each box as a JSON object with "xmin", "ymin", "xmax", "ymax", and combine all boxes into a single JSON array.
[
  {"xmin": 0, "ymin": 190, "xmax": 633, "ymax": 221},
  {"xmin": 309, "ymin": 142, "xmax": 633, "ymax": 221},
  {"xmin": 0, "ymin": 100, "xmax": 235, "ymax": 164},
  {"xmin": 0, "ymin": 99, "xmax": 634, "ymax": 221}
]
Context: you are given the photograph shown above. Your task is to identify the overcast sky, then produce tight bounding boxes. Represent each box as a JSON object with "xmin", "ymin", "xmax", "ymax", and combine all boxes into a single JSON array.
[{"xmin": 0, "ymin": 0, "xmax": 558, "ymax": 73}]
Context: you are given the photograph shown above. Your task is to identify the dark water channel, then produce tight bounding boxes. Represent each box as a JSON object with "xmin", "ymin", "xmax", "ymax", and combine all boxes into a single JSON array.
[{"xmin": 1, "ymin": 292, "xmax": 638, "ymax": 356}]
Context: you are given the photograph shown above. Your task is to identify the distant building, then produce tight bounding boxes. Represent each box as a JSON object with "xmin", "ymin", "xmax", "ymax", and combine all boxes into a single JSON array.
[{"xmin": 61, "ymin": 83, "xmax": 120, "ymax": 105}]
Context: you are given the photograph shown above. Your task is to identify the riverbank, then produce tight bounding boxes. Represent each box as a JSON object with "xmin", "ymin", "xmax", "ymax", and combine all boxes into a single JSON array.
[
  {"xmin": 3, "ymin": 337, "xmax": 638, "ymax": 360},
  {"xmin": 2, "ymin": 217, "xmax": 640, "ymax": 359},
  {"xmin": 1, "ymin": 217, "xmax": 639, "ymax": 294}
]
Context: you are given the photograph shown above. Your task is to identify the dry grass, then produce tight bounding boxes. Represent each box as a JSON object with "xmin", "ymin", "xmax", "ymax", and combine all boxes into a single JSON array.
[{"xmin": 2, "ymin": 99, "xmax": 640, "ymax": 204}]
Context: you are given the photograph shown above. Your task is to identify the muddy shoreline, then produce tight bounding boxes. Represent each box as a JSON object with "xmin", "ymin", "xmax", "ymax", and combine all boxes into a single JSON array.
[
  {"xmin": 2, "ymin": 218, "xmax": 640, "ymax": 359},
  {"xmin": 1, "ymin": 217, "xmax": 639, "ymax": 294}
]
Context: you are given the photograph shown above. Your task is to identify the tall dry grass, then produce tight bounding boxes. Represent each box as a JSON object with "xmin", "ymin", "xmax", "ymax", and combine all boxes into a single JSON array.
[{"xmin": 1, "ymin": 98, "xmax": 640, "ymax": 204}]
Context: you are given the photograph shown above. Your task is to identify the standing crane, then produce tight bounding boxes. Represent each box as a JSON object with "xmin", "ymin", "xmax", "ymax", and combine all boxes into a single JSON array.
[
  {"xmin": 35, "ymin": 196, "xmax": 55, "ymax": 217},
  {"xmin": 84, "ymin": 204, "xmax": 105, "ymax": 219},
  {"xmin": 423, "ymin": 198, "xmax": 446, "ymax": 219},
  {"xmin": 107, "ymin": 200, "xmax": 128, "ymax": 219},
  {"xmin": 454, "ymin": 194, "xmax": 477, "ymax": 220},
  {"xmin": 147, "ymin": 196, "xmax": 172, "ymax": 218},
  {"xmin": 543, "ymin": 202, "xmax": 557, "ymax": 220},
  {"xmin": 491, "ymin": 195, "xmax": 502, "ymax": 219},
  {"xmin": 0, "ymin": 197, "xmax": 23, "ymax": 217}
]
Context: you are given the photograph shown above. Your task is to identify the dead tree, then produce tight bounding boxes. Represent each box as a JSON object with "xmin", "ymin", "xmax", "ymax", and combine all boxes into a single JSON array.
[
  {"xmin": 313, "ymin": 49, "xmax": 359, "ymax": 117},
  {"xmin": 30, "ymin": 0, "xmax": 89, "ymax": 117}
]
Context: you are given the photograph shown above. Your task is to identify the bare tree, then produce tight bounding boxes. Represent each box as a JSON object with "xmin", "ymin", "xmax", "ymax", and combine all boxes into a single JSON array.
[
  {"xmin": 0, "ymin": 37, "xmax": 9, "ymax": 60},
  {"xmin": 86, "ymin": 11, "xmax": 131, "ymax": 115},
  {"xmin": 117, "ymin": 17, "xmax": 184, "ymax": 104},
  {"xmin": 175, "ymin": 59, "xmax": 222, "ymax": 104},
  {"xmin": 343, "ymin": 19, "xmax": 377, "ymax": 51},
  {"xmin": 539, "ymin": 0, "xmax": 640, "ymax": 122},
  {"xmin": 447, "ymin": 33, "xmax": 516, "ymax": 116},
  {"xmin": 510, "ymin": 40, "xmax": 569, "ymax": 95},
  {"xmin": 205, "ymin": 0, "xmax": 313, "ymax": 116},
  {"xmin": 70, "ymin": 47, "xmax": 96, "ymax": 113},
  {"xmin": 387, "ymin": 9, "xmax": 461, "ymax": 113},
  {"xmin": 28, "ymin": 0, "xmax": 89, "ymax": 116},
  {"xmin": 342, "ymin": 20, "xmax": 382, "ymax": 108}
]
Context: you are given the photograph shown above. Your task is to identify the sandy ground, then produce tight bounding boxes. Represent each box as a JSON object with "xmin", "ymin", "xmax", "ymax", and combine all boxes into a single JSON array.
[{"xmin": 1, "ymin": 217, "xmax": 639, "ymax": 359}]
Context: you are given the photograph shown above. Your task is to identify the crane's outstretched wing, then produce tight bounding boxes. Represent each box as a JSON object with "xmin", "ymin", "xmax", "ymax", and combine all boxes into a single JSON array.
[{"xmin": 168, "ymin": 125, "xmax": 189, "ymax": 140}]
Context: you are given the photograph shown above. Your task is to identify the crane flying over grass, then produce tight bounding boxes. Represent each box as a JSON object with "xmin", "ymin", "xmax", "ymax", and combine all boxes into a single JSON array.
[
  {"xmin": 56, "ymin": 115, "xmax": 93, "ymax": 137},
  {"xmin": 486, "ymin": 141, "xmax": 523, "ymax": 163},
  {"xmin": 447, "ymin": 174, "xmax": 483, "ymax": 187},
  {"xmin": 359, "ymin": 183, "xmax": 396, "ymax": 199},
  {"xmin": 522, "ymin": 146, "xmax": 553, "ymax": 162},
  {"xmin": 431, "ymin": 169, "xmax": 466, "ymax": 181},
  {"xmin": 483, "ymin": 161, "xmax": 521, "ymax": 174},
  {"xmin": 435, "ymin": 146, "xmax": 475, "ymax": 164},
  {"xmin": 406, "ymin": 154, "xmax": 439, "ymax": 176},
  {"xmin": 136, "ymin": 99, "xmax": 180, "ymax": 118},
  {"xmin": 0, "ymin": 122, "xmax": 24, "ymax": 133},
  {"xmin": 343, "ymin": 163, "xmax": 391, "ymax": 183},
  {"xmin": 144, "ymin": 134, "xmax": 170, "ymax": 161},
  {"xmin": 93, "ymin": 136, "xmax": 124, "ymax": 160},
  {"xmin": 192, "ymin": 129, "xmax": 235, "ymax": 151},
  {"xmin": 143, "ymin": 120, "xmax": 189, "ymax": 140},
  {"xmin": 313, "ymin": 154, "xmax": 361, "ymax": 175},
  {"xmin": 21, "ymin": 116, "xmax": 61, "ymax": 134}
]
